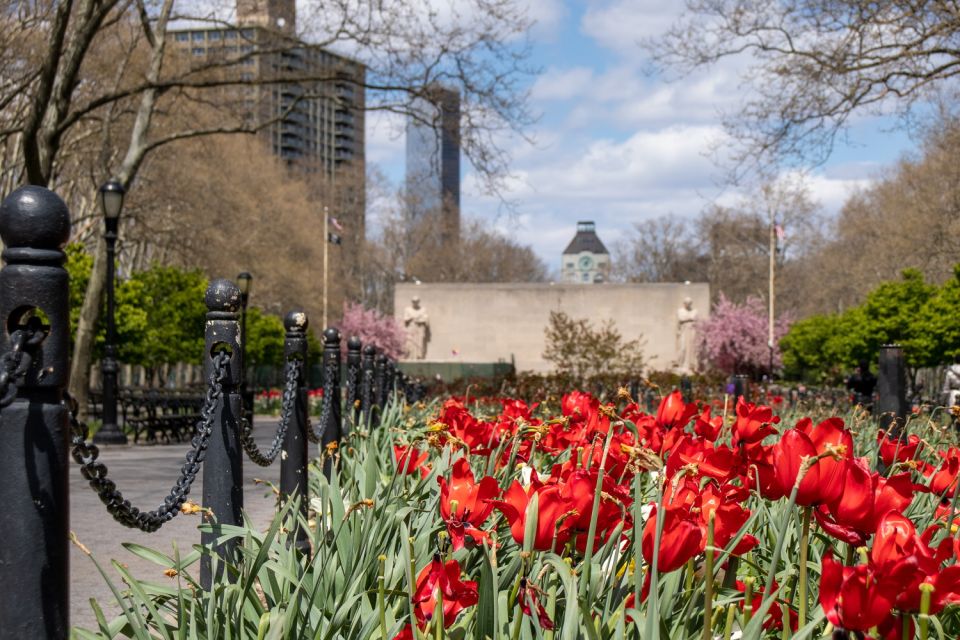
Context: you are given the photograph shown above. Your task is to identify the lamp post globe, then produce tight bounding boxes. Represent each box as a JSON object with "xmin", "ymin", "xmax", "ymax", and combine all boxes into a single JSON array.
[{"xmin": 93, "ymin": 179, "xmax": 127, "ymax": 445}]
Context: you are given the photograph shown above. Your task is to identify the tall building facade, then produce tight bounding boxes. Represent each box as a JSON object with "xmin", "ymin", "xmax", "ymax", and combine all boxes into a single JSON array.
[
  {"xmin": 405, "ymin": 86, "xmax": 461, "ymax": 239},
  {"xmin": 169, "ymin": 0, "xmax": 366, "ymax": 235},
  {"xmin": 561, "ymin": 221, "xmax": 610, "ymax": 284}
]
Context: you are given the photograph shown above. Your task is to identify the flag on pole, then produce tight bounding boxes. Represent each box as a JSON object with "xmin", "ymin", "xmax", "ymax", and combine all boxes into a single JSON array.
[
  {"xmin": 328, "ymin": 215, "xmax": 343, "ymax": 232},
  {"xmin": 774, "ymin": 224, "xmax": 785, "ymax": 242},
  {"xmin": 327, "ymin": 232, "xmax": 342, "ymax": 245}
]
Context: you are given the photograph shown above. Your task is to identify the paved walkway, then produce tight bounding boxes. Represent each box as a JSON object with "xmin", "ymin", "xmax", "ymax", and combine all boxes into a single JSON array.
[{"xmin": 70, "ymin": 417, "xmax": 285, "ymax": 634}]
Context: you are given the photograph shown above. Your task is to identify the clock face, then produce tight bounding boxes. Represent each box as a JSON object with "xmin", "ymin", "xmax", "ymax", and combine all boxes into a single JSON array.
[{"xmin": 578, "ymin": 255, "xmax": 593, "ymax": 270}]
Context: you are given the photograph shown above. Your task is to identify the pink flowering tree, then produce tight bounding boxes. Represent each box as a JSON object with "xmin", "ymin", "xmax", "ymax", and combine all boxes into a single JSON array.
[
  {"xmin": 336, "ymin": 302, "xmax": 407, "ymax": 360},
  {"xmin": 696, "ymin": 294, "xmax": 793, "ymax": 378}
]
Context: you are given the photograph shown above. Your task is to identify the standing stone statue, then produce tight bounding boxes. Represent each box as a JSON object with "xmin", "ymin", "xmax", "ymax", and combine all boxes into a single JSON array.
[
  {"xmin": 403, "ymin": 295, "xmax": 430, "ymax": 360},
  {"xmin": 675, "ymin": 296, "xmax": 698, "ymax": 375}
]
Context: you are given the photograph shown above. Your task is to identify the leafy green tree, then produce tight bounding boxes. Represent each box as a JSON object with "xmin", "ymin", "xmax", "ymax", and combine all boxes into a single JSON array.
[
  {"xmin": 911, "ymin": 266, "xmax": 960, "ymax": 366},
  {"xmin": 65, "ymin": 243, "xmax": 93, "ymax": 344},
  {"xmin": 244, "ymin": 308, "xmax": 285, "ymax": 368},
  {"xmin": 782, "ymin": 269, "xmax": 941, "ymax": 381},
  {"xmin": 112, "ymin": 266, "xmax": 208, "ymax": 370}
]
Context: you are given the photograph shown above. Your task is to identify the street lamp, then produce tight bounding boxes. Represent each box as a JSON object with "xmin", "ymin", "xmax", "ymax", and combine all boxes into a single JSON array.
[
  {"xmin": 93, "ymin": 179, "xmax": 127, "ymax": 445},
  {"xmin": 236, "ymin": 272, "xmax": 253, "ymax": 420}
]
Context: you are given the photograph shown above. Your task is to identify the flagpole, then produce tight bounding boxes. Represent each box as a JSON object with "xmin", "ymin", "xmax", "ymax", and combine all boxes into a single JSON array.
[
  {"xmin": 768, "ymin": 216, "xmax": 775, "ymax": 378},
  {"xmin": 323, "ymin": 205, "xmax": 329, "ymax": 329}
]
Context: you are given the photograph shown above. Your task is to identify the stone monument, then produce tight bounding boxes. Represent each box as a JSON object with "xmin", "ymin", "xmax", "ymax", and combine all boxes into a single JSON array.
[
  {"xmin": 675, "ymin": 296, "xmax": 698, "ymax": 375},
  {"xmin": 403, "ymin": 295, "xmax": 430, "ymax": 360}
]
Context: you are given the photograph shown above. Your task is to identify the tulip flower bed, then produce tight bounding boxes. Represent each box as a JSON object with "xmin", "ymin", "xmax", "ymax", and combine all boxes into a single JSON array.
[{"xmin": 79, "ymin": 391, "xmax": 960, "ymax": 640}]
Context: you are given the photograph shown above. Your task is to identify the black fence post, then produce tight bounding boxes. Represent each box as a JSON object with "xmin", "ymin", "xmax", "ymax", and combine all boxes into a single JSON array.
[
  {"xmin": 345, "ymin": 336, "xmax": 362, "ymax": 429},
  {"xmin": 280, "ymin": 310, "xmax": 309, "ymax": 552},
  {"xmin": 200, "ymin": 278, "xmax": 244, "ymax": 589},
  {"xmin": 0, "ymin": 186, "xmax": 71, "ymax": 639},
  {"xmin": 360, "ymin": 344, "xmax": 375, "ymax": 427},
  {"xmin": 321, "ymin": 328, "xmax": 342, "ymax": 479},
  {"xmin": 734, "ymin": 374, "xmax": 750, "ymax": 403},
  {"xmin": 877, "ymin": 344, "xmax": 908, "ymax": 437},
  {"xmin": 375, "ymin": 352, "xmax": 388, "ymax": 412}
]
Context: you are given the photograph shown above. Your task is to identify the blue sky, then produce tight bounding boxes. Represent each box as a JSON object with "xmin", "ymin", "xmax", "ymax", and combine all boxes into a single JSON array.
[{"xmin": 365, "ymin": 0, "xmax": 919, "ymax": 273}]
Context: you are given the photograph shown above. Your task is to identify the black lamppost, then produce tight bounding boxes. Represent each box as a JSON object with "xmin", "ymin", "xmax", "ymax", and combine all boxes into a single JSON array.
[
  {"xmin": 93, "ymin": 179, "xmax": 127, "ymax": 445},
  {"xmin": 237, "ymin": 272, "xmax": 253, "ymax": 418}
]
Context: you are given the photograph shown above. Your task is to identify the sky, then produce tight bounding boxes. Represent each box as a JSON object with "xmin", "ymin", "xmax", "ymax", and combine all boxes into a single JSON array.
[{"xmin": 364, "ymin": 0, "xmax": 919, "ymax": 273}]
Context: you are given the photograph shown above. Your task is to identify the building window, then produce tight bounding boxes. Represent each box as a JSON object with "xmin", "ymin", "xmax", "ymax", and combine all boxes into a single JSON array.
[
  {"xmin": 209, "ymin": 31, "xmax": 221, "ymax": 40},
  {"xmin": 192, "ymin": 47, "xmax": 205, "ymax": 56},
  {"xmin": 175, "ymin": 32, "xmax": 189, "ymax": 42},
  {"xmin": 241, "ymin": 29, "xmax": 254, "ymax": 39},
  {"xmin": 191, "ymin": 31, "xmax": 205, "ymax": 41},
  {"xmin": 565, "ymin": 262, "xmax": 573, "ymax": 269},
  {"xmin": 225, "ymin": 30, "xmax": 238, "ymax": 39},
  {"xmin": 582, "ymin": 273, "xmax": 589, "ymax": 282}
]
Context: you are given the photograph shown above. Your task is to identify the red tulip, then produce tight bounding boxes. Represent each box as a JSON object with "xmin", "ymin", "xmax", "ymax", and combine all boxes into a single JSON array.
[
  {"xmin": 815, "ymin": 458, "xmax": 915, "ymax": 545},
  {"xmin": 438, "ymin": 458, "xmax": 499, "ymax": 550},
  {"xmin": 641, "ymin": 505, "xmax": 702, "ymax": 574},
  {"xmin": 771, "ymin": 423, "xmax": 851, "ymax": 506},
  {"xmin": 877, "ymin": 431, "xmax": 921, "ymax": 467},
  {"xmin": 925, "ymin": 447, "xmax": 960, "ymax": 496},
  {"xmin": 655, "ymin": 390, "xmax": 698, "ymax": 430},
  {"xmin": 734, "ymin": 580, "xmax": 797, "ymax": 631},
  {"xmin": 694, "ymin": 406, "xmax": 723, "ymax": 441},
  {"xmin": 490, "ymin": 478, "xmax": 573, "ymax": 552},
  {"xmin": 412, "ymin": 556, "xmax": 478, "ymax": 628},
  {"xmin": 730, "ymin": 399, "xmax": 779, "ymax": 451},
  {"xmin": 517, "ymin": 577, "xmax": 554, "ymax": 630},
  {"xmin": 819, "ymin": 551, "xmax": 911, "ymax": 632},
  {"xmin": 395, "ymin": 445, "xmax": 431, "ymax": 479},
  {"xmin": 698, "ymin": 484, "xmax": 758, "ymax": 556}
]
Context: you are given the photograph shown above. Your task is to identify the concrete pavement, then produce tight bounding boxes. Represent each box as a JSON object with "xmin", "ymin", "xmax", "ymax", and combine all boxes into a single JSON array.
[{"xmin": 69, "ymin": 417, "xmax": 287, "ymax": 634}]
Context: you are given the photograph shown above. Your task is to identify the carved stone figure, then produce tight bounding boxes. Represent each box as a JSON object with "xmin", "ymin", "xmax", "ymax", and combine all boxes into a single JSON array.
[
  {"xmin": 676, "ymin": 296, "xmax": 698, "ymax": 374},
  {"xmin": 944, "ymin": 359, "xmax": 960, "ymax": 407},
  {"xmin": 403, "ymin": 295, "xmax": 430, "ymax": 360}
]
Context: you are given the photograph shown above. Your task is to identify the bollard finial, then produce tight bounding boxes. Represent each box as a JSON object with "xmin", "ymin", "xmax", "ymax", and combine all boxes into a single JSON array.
[
  {"xmin": 284, "ymin": 310, "xmax": 308, "ymax": 332},
  {"xmin": 362, "ymin": 344, "xmax": 376, "ymax": 356},
  {"xmin": 204, "ymin": 278, "xmax": 241, "ymax": 313},
  {"xmin": 0, "ymin": 186, "xmax": 71, "ymax": 250},
  {"xmin": 347, "ymin": 335, "xmax": 361, "ymax": 350},
  {"xmin": 323, "ymin": 327, "xmax": 341, "ymax": 345}
]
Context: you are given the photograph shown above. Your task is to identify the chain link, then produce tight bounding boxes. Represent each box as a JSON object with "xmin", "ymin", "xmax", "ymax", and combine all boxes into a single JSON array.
[
  {"xmin": 306, "ymin": 359, "xmax": 334, "ymax": 444},
  {"xmin": 239, "ymin": 358, "xmax": 300, "ymax": 466},
  {"xmin": 68, "ymin": 351, "xmax": 231, "ymax": 532},
  {"xmin": 0, "ymin": 320, "xmax": 46, "ymax": 408}
]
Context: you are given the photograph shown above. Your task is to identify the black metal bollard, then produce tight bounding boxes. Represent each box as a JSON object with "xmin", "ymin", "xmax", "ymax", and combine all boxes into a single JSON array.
[
  {"xmin": 345, "ymin": 336, "xmax": 362, "ymax": 429},
  {"xmin": 877, "ymin": 344, "xmax": 908, "ymax": 437},
  {"xmin": 200, "ymin": 279, "xmax": 244, "ymax": 589},
  {"xmin": 0, "ymin": 186, "xmax": 72, "ymax": 639},
  {"xmin": 733, "ymin": 374, "xmax": 750, "ymax": 403},
  {"xmin": 279, "ymin": 310, "xmax": 309, "ymax": 552},
  {"xmin": 321, "ymin": 328, "xmax": 342, "ymax": 479},
  {"xmin": 375, "ymin": 352, "xmax": 388, "ymax": 412},
  {"xmin": 360, "ymin": 344, "xmax": 376, "ymax": 427},
  {"xmin": 386, "ymin": 359, "xmax": 397, "ymax": 406}
]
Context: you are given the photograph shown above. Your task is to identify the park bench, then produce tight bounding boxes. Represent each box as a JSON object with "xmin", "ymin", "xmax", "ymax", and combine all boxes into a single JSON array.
[{"xmin": 89, "ymin": 388, "xmax": 205, "ymax": 443}]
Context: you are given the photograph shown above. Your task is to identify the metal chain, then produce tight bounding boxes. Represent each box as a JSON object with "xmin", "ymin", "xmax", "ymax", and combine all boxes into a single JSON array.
[
  {"xmin": 239, "ymin": 358, "xmax": 299, "ymax": 466},
  {"xmin": 68, "ymin": 351, "xmax": 231, "ymax": 532},
  {"xmin": 0, "ymin": 321, "xmax": 45, "ymax": 408},
  {"xmin": 306, "ymin": 360, "xmax": 334, "ymax": 444}
]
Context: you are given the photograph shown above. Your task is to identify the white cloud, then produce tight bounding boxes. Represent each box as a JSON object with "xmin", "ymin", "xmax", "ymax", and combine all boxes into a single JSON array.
[{"xmin": 581, "ymin": 0, "xmax": 681, "ymax": 56}]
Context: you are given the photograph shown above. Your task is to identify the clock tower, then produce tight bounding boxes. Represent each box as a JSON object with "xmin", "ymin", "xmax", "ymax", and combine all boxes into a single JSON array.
[{"xmin": 561, "ymin": 221, "xmax": 610, "ymax": 284}]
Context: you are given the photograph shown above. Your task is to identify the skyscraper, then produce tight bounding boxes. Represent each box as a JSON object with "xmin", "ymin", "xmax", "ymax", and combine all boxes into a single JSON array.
[
  {"xmin": 405, "ymin": 86, "xmax": 461, "ymax": 240},
  {"xmin": 168, "ymin": 0, "xmax": 366, "ymax": 235}
]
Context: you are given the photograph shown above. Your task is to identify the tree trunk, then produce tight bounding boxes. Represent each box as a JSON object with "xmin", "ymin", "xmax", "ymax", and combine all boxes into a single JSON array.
[{"xmin": 68, "ymin": 233, "xmax": 106, "ymax": 421}]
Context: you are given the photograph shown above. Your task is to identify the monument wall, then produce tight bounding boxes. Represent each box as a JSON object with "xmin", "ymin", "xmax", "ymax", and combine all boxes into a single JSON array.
[{"xmin": 394, "ymin": 282, "xmax": 710, "ymax": 372}]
